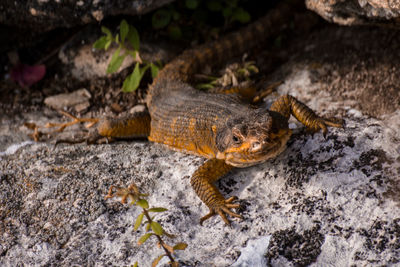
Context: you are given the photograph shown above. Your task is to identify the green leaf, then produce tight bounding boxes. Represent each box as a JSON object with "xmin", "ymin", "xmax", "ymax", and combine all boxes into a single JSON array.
[
  {"xmin": 136, "ymin": 198, "xmax": 149, "ymax": 209},
  {"xmin": 120, "ymin": 19, "xmax": 129, "ymax": 44},
  {"xmin": 148, "ymin": 207, "xmax": 167, "ymax": 213},
  {"xmin": 173, "ymin": 242, "xmax": 188, "ymax": 250},
  {"xmin": 232, "ymin": 7, "xmax": 251, "ymax": 24},
  {"xmin": 107, "ymin": 47, "xmax": 125, "ymax": 73},
  {"xmin": 122, "ymin": 63, "xmax": 141, "ymax": 92},
  {"xmin": 145, "ymin": 222, "xmax": 151, "ymax": 232},
  {"xmin": 115, "ymin": 33, "xmax": 120, "ymax": 44},
  {"xmin": 134, "ymin": 213, "xmax": 144, "ymax": 231},
  {"xmin": 207, "ymin": 1, "xmax": 222, "ymax": 11},
  {"xmin": 152, "ymin": 254, "xmax": 165, "ymax": 267},
  {"xmin": 137, "ymin": 233, "xmax": 152, "ymax": 245},
  {"xmin": 139, "ymin": 64, "xmax": 150, "ymax": 77},
  {"xmin": 133, "ymin": 261, "xmax": 138, "ymax": 267},
  {"xmin": 185, "ymin": 0, "xmax": 198, "ymax": 9},
  {"xmin": 101, "ymin": 26, "xmax": 112, "ymax": 38},
  {"xmin": 151, "ymin": 221, "xmax": 163, "ymax": 236},
  {"xmin": 152, "ymin": 9, "xmax": 171, "ymax": 29},
  {"xmin": 105, "ymin": 39, "xmax": 112, "ymax": 50},
  {"xmin": 150, "ymin": 63, "xmax": 159, "ymax": 79},
  {"xmin": 127, "ymin": 25, "xmax": 140, "ymax": 51},
  {"xmin": 93, "ymin": 36, "xmax": 108, "ymax": 50}
]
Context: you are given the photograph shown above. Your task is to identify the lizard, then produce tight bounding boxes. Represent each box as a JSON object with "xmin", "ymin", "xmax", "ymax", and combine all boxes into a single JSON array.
[{"xmin": 50, "ymin": 2, "xmax": 343, "ymax": 226}]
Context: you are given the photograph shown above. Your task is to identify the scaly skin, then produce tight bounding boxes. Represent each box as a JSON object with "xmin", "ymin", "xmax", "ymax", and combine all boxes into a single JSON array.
[{"xmin": 54, "ymin": 1, "xmax": 343, "ymax": 226}]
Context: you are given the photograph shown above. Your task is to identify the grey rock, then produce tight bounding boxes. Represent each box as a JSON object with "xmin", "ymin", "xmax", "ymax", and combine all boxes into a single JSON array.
[
  {"xmin": 44, "ymin": 88, "xmax": 91, "ymax": 111},
  {"xmin": 0, "ymin": 0, "xmax": 174, "ymax": 32},
  {"xmin": 1, "ymin": 65, "xmax": 400, "ymax": 266},
  {"xmin": 306, "ymin": 0, "xmax": 400, "ymax": 25},
  {"xmin": 1, "ymin": 20, "xmax": 400, "ymax": 267},
  {"xmin": 58, "ymin": 41, "xmax": 177, "ymax": 81}
]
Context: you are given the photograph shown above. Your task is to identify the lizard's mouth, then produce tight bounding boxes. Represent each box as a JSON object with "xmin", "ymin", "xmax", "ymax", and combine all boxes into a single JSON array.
[{"xmin": 224, "ymin": 129, "xmax": 292, "ymax": 168}]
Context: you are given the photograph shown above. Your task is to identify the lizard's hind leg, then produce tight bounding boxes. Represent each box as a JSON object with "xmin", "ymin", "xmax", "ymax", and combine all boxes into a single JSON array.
[
  {"xmin": 51, "ymin": 110, "xmax": 151, "ymax": 145},
  {"xmin": 209, "ymin": 80, "xmax": 282, "ymax": 104}
]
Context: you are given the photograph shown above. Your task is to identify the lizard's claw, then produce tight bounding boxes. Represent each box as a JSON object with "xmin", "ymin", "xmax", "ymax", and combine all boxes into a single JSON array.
[
  {"xmin": 200, "ymin": 196, "xmax": 242, "ymax": 226},
  {"xmin": 307, "ymin": 117, "xmax": 344, "ymax": 138}
]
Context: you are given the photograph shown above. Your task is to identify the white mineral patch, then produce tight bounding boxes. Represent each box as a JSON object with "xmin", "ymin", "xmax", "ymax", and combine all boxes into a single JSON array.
[
  {"xmin": 232, "ymin": 236, "xmax": 271, "ymax": 267},
  {"xmin": 0, "ymin": 141, "xmax": 33, "ymax": 157}
]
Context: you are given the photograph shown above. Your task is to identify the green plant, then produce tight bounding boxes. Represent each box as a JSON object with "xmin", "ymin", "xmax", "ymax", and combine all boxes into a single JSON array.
[
  {"xmin": 106, "ymin": 184, "xmax": 187, "ymax": 267},
  {"xmin": 93, "ymin": 20, "xmax": 161, "ymax": 92}
]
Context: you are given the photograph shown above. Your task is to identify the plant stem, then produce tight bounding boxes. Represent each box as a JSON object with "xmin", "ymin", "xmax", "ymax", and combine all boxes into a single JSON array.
[{"xmin": 142, "ymin": 208, "xmax": 175, "ymax": 263}]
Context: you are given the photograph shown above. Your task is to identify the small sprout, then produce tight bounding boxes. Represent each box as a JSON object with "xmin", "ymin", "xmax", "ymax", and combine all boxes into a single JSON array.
[
  {"xmin": 133, "ymin": 262, "xmax": 138, "ymax": 267},
  {"xmin": 107, "ymin": 183, "xmax": 186, "ymax": 265},
  {"xmin": 93, "ymin": 36, "xmax": 109, "ymax": 50},
  {"xmin": 137, "ymin": 199, "xmax": 149, "ymax": 209},
  {"xmin": 150, "ymin": 63, "xmax": 160, "ymax": 79},
  {"xmin": 122, "ymin": 62, "xmax": 141, "ymax": 92},
  {"xmin": 107, "ymin": 47, "xmax": 126, "ymax": 74},
  {"xmin": 151, "ymin": 221, "xmax": 164, "ymax": 236},
  {"xmin": 120, "ymin": 20, "xmax": 129, "ymax": 44},
  {"xmin": 148, "ymin": 207, "xmax": 168, "ymax": 212},
  {"xmin": 127, "ymin": 25, "xmax": 140, "ymax": 51},
  {"xmin": 173, "ymin": 243, "xmax": 188, "ymax": 251},
  {"xmin": 160, "ymin": 242, "xmax": 174, "ymax": 254},
  {"xmin": 101, "ymin": 26, "xmax": 112, "ymax": 38},
  {"xmin": 93, "ymin": 20, "xmax": 161, "ymax": 93},
  {"xmin": 145, "ymin": 222, "xmax": 151, "ymax": 232},
  {"xmin": 152, "ymin": 254, "xmax": 166, "ymax": 267},
  {"xmin": 138, "ymin": 233, "xmax": 153, "ymax": 246},
  {"xmin": 134, "ymin": 213, "xmax": 144, "ymax": 231}
]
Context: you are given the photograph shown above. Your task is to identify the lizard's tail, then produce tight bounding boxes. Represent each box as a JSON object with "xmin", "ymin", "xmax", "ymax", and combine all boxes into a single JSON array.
[{"xmin": 152, "ymin": 1, "xmax": 299, "ymax": 87}]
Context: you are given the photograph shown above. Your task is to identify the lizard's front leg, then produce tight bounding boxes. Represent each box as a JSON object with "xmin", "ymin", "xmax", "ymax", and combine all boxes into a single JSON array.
[
  {"xmin": 190, "ymin": 158, "xmax": 242, "ymax": 226},
  {"xmin": 270, "ymin": 94, "xmax": 343, "ymax": 135}
]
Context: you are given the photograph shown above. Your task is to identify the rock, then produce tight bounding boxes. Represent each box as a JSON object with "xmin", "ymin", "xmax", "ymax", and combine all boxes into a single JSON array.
[
  {"xmin": 1, "ymin": 68, "xmax": 400, "ymax": 266},
  {"xmin": 58, "ymin": 41, "xmax": 177, "ymax": 81},
  {"xmin": 0, "ymin": 0, "xmax": 174, "ymax": 33},
  {"xmin": 306, "ymin": 0, "xmax": 400, "ymax": 25},
  {"xmin": 44, "ymin": 89, "xmax": 91, "ymax": 112},
  {"xmin": 1, "ymin": 13, "xmax": 400, "ymax": 267}
]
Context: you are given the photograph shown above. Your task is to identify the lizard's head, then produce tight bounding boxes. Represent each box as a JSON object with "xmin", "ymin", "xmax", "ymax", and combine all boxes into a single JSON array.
[{"xmin": 215, "ymin": 110, "xmax": 292, "ymax": 168}]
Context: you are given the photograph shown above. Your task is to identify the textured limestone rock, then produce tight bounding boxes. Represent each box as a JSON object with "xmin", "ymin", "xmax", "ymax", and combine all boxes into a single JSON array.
[
  {"xmin": 1, "ymin": 19, "xmax": 400, "ymax": 267},
  {"xmin": 1, "ymin": 67, "xmax": 399, "ymax": 266},
  {"xmin": 306, "ymin": 0, "xmax": 400, "ymax": 25}
]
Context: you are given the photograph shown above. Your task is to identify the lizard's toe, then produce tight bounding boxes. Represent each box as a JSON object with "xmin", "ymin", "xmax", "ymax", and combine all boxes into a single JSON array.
[
  {"xmin": 200, "ymin": 197, "xmax": 242, "ymax": 226},
  {"xmin": 308, "ymin": 117, "xmax": 344, "ymax": 138}
]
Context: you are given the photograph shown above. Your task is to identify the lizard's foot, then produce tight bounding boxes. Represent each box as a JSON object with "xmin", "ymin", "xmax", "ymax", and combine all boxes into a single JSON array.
[
  {"xmin": 307, "ymin": 116, "xmax": 344, "ymax": 138},
  {"xmin": 200, "ymin": 196, "xmax": 242, "ymax": 226},
  {"xmin": 46, "ymin": 110, "xmax": 99, "ymax": 133},
  {"xmin": 252, "ymin": 80, "xmax": 283, "ymax": 104},
  {"xmin": 54, "ymin": 133, "xmax": 112, "ymax": 146}
]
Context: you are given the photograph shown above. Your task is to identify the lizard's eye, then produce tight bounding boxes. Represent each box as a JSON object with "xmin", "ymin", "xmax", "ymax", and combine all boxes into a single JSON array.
[{"xmin": 232, "ymin": 134, "xmax": 242, "ymax": 144}]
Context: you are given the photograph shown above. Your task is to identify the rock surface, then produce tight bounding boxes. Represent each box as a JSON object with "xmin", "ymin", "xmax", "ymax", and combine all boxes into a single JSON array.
[
  {"xmin": 306, "ymin": 0, "xmax": 400, "ymax": 25},
  {"xmin": 1, "ymin": 17, "xmax": 400, "ymax": 267},
  {"xmin": 0, "ymin": 0, "xmax": 174, "ymax": 32}
]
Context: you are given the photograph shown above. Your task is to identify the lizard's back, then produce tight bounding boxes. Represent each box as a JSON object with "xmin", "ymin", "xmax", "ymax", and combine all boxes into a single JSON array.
[{"xmin": 146, "ymin": 2, "xmax": 294, "ymax": 157}]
